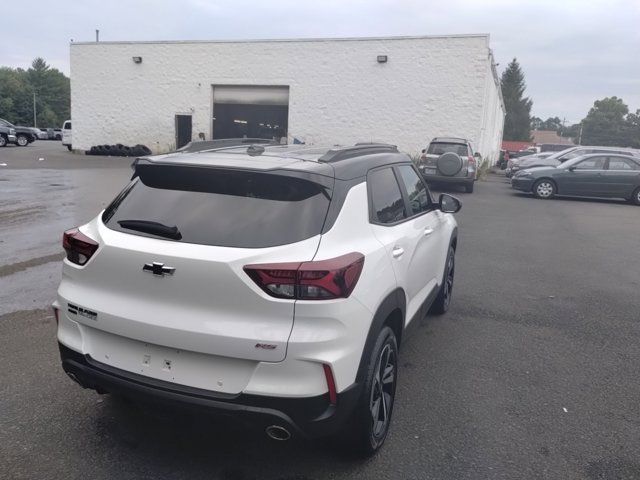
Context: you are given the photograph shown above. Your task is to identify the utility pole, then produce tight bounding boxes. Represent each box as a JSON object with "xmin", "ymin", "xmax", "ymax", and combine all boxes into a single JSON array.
[
  {"xmin": 578, "ymin": 125, "xmax": 583, "ymax": 146},
  {"xmin": 96, "ymin": 29, "xmax": 99, "ymax": 42},
  {"xmin": 33, "ymin": 92, "xmax": 37, "ymax": 128}
]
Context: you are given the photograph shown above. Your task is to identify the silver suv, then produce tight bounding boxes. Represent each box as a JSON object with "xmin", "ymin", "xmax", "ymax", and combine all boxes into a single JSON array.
[{"xmin": 418, "ymin": 137, "xmax": 477, "ymax": 193}]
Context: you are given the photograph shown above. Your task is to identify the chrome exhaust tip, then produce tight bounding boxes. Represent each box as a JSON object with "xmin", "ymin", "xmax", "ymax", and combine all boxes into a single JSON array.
[{"xmin": 265, "ymin": 425, "xmax": 291, "ymax": 441}]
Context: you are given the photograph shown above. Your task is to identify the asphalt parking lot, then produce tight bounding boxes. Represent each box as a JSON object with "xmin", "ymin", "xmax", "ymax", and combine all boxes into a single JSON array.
[{"xmin": 1, "ymin": 143, "xmax": 639, "ymax": 480}]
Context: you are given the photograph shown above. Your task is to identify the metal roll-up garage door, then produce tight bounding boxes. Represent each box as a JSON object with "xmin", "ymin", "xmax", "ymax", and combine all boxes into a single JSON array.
[
  {"xmin": 213, "ymin": 85, "xmax": 289, "ymax": 105},
  {"xmin": 212, "ymin": 85, "xmax": 289, "ymax": 141}
]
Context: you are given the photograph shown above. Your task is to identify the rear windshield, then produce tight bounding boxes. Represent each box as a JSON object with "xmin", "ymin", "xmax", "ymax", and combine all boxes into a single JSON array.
[
  {"xmin": 102, "ymin": 165, "xmax": 331, "ymax": 248},
  {"xmin": 427, "ymin": 142, "xmax": 469, "ymax": 156}
]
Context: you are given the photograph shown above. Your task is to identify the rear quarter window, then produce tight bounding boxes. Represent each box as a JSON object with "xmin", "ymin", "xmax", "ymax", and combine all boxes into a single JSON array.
[{"xmin": 103, "ymin": 165, "xmax": 331, "ymax": 248}]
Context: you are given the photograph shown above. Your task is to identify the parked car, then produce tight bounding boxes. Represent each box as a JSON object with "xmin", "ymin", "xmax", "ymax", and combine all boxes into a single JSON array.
[
  {"xmin": 418, "ymin": 137, "xmax": 477, "ymax": 193},
  {"xmin": 497, "ymin": 149, "xmax": 509, "ymax": 169},
  {"xmin": 507, "ymin": 146, "xmax": 639, "ymax": 177},
  {"xmin": 510, "ymin": 152, "xmax": 556, "ymax": 171},
  {"xmin": 53, "ymin": 142, "xmax": 462, "ymax": 455},
  {"xmin": 0, "ymin": 124, "xmax": 17, "ymax": 147},
  {"xmin": 511, "ymin": 153, "xmax": 640, "ymax": 205},
  {"xmin": 0, "ymin": 118, "xmax": 37, "ymax": 146},
  {"xmin": 62, "ymin": 120, "xmax": 71, "ymax": 150},
  {"xmin": 41, "ymin": 128, "xmax": 63, "ymax": 140},
  {"xmin": 31, "ymin": 127, "xmax": 48, "ymax": 140},
  {"xmin": 539, "ymin": 143, "xmax": 574, "ymax": 153}
]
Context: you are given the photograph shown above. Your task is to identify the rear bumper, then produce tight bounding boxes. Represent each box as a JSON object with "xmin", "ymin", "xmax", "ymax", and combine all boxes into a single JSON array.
[
  {"xmin": 59, "ymin": 342, "xmax": 361, "ymax": 439},
  {"xmin": 421, "ymin": 173, "xmax": 474, "ymax": 185}
]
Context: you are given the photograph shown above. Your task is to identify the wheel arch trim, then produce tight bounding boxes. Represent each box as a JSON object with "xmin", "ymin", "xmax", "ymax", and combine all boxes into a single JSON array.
[{"xmin": 355, "ymin": 288, "xmax": 406, "ymax": 384}]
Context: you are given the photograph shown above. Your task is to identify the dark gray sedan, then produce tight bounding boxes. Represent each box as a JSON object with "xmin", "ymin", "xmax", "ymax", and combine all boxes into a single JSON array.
[{"xmin": 511, "ymin": 154, "xmax": 640, "ymax": 205}]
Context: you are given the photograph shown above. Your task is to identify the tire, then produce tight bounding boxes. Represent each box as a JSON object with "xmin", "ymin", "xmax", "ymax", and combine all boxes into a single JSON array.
[
  {"xmin": 340, "ymin": 326, "xmax": 398, "ymax": 456},
  {"xmin": 631, "ymin": 187, "xmax": 640, "ymax": 206},
  {"xmin": 464, "ymin": 182, "xmax": 474, "ymax": 193},
  {"xmin": 66, "ymin": 145, "xmax": 72, "ymax": 151},
  {"xmin": 0, "ymin": 135, "xmax": 6, "ymax": 147},
  {"xmin": 136, "ymin": 144, "xmax": 152, "ymax": 156},
  {"xmin": 16, "ymin": 135, "xmax": 29, "ymax": 147},
  {"xmin": 431, "ymin": 246, "xmax": 455, "ymax": 315},
  {"xmin": 532, "ymin": 179, "xmax": 556, "ymax": 199}
]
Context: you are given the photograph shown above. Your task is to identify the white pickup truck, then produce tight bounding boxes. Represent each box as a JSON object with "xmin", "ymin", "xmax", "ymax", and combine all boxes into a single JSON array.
[{"xmin": 62, "ymin": 120, "xmax": 72, "ymax": 151}]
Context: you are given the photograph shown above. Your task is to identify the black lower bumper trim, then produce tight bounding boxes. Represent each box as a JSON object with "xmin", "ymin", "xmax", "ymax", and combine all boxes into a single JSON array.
[{"xmin": 58, "ymin": 343, "xmax": 361, "ymax": 438}]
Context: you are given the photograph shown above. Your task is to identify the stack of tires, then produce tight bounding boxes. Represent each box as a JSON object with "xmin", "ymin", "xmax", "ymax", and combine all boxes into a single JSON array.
[{"xmin": 86, "ymin": 144, "xmax": 152, "ymax": 157}]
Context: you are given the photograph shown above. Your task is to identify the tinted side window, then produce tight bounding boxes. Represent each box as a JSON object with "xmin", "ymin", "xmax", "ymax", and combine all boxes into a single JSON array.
[
  {"xmin": 396, "ymin": 165, "xmax": 431, "ymax": 215},
  {"xmin": 575, "ymin": 157, "xmax": 606, "ymax": 170},
  {"xmin": 608, "ymin": 157, "xmax": 638, "ymax": 170},
  {"xmin": 369, "ymin": 168, "xmax": 407, "ymax": 224}
]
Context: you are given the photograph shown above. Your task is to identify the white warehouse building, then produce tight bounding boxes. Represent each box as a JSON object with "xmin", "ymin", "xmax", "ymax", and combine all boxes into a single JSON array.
[{"xmin": 70, "ymin": 34, "xmax": 505, "ymax": 160}]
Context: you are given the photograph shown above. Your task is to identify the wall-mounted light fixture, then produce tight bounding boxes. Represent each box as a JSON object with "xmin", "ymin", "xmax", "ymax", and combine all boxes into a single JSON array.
[
  {"xmin": 132, "ymin": 56, "xmax": 143, "ymax": 64},
  {"xmin": 377, "ymin": 55, "xmax": 388, "ymax": 63}
]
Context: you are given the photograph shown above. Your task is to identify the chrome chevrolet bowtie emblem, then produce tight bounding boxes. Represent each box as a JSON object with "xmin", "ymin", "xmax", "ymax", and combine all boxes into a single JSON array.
[{"xmin": 143, "ymin": 262, "xmax": 175, "ymax": 276}]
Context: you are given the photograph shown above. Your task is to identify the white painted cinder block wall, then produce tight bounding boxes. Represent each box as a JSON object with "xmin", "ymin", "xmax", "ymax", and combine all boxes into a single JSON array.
[{"xmin": 70, "ymin": 35, "xmax": 504, "ymax": 160}]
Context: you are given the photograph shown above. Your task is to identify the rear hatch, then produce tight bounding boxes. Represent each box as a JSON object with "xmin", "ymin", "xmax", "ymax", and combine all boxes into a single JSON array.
[
  {"xmin": 58, "ymin": 163, "xmax": 333, "ymax": 391},
  {"xmin": 421, "ymin": 141, "xmax": 471, "ymax": 177}
]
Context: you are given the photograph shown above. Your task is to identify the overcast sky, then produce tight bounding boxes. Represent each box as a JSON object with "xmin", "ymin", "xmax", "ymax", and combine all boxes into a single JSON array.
[{"xmin": 1, "ymin": 0, "xmax": 638, "ymax": 123}]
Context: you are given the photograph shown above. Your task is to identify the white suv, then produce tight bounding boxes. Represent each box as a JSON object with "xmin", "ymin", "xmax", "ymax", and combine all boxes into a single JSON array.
[{"xmin": 54, "ymin": 142, "xmax": 461, "ymax": 455}]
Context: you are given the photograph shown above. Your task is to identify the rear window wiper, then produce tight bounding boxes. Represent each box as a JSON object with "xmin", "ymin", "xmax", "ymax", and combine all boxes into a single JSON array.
[{"xmin": 117, "ymin": 220, "xmax": 182, "ymax": 240}]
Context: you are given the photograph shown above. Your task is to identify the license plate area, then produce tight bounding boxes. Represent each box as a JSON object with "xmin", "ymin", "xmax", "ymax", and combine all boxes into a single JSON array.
[{"xmin": 81, "ymin": 326, "xmax": 257, "ymax": 394}]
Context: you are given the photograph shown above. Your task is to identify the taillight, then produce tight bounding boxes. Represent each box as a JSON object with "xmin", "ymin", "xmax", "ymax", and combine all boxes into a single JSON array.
[
  {"xmin": 468, "ymin": 155, "xmax": 476, "ymax": 168},
  {"xmin": 244, "ymin": 252, "xmax": 364, "ymax": 300},
  {"xmin": 62, "ymin": 228, "xmax": 99, "ymax": 265}
]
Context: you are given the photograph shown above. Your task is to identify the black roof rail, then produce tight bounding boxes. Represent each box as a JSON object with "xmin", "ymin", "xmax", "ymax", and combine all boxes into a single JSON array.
[
  {"xmin": 176, "ymin": 138, "xmax": 279, "ymax": 153},
  {"xmin": 318, "ymin": 143, "xmax": 398, "ymax": 163}
]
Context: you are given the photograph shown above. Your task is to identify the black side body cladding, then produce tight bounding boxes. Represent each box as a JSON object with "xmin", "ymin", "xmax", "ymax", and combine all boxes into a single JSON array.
[{"xmin": 355, "ymin": 288, "xmax": 406, "ymax": 384}]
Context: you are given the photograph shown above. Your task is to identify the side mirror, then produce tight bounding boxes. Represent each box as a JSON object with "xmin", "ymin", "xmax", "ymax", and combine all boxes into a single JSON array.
[
  {"xmin": 421, "ymin": 149, "xmax": 426, "ymax": 154},
  {"xmin": 568, "ymin": 166, "xmax": 577, "ymax": 172},
  {"xmin": 474, "ymin": 152, "xmax": 481, "ymax": 158},
  {"xmin": 438, "ymin": 193, "xmax": 462, "ymax": 213}
]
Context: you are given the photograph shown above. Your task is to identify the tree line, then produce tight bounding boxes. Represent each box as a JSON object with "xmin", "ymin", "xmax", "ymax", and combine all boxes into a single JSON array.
[
  {"xmin": 501, "ymin": 58, "xmax": 640, "ymax": 148},
  {"xmin": 0, "ymin": 58, "xmax": 70, "ymax": 128}
]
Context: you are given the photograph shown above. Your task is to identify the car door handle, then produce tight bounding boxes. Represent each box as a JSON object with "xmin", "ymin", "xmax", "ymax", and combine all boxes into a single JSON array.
[
  {"xmin": 392, "ymin": 246, "xmax": 404, "ymax": 258},
  {"xmin": 424, "ymin": 227, "xmax": 434, "ymax": 236}
]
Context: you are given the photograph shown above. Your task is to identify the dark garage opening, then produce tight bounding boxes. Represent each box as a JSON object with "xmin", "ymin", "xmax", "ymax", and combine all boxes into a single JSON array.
[
  {"xmin": 175, "ymin": 114, "xmax": 192, "ymax": 149},
  {"xmin": 212, "ymin": 85, "xmax": 289, "ymax": 142},
  {"xmin": 212, "ymin": 104, "xmax": 288, "ymax": 141}
]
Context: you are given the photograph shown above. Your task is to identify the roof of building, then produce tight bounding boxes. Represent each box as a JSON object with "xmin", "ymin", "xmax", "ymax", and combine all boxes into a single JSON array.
[
  {"xmin": 502, "ymin": 140, "xmax": 533, "ymax": 152},
  {"xmin": 531, "ymin": 130, "xmax": 574, "ymax": 146},
  {"xmin": 71, "ymin": 34, "xmax": 490, "ymax": 47}
]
